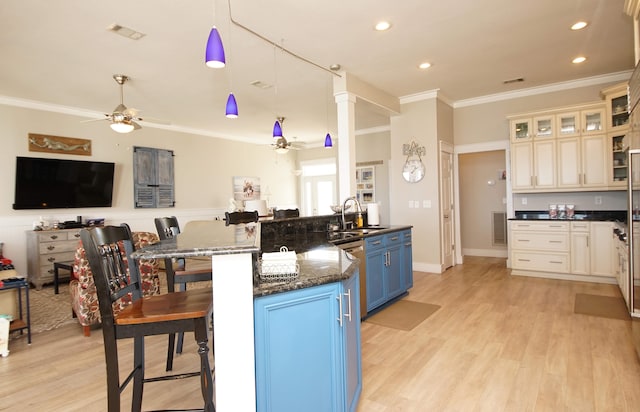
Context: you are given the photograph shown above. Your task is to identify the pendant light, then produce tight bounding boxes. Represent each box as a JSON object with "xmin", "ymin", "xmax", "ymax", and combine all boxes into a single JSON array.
[
  {"xmin": 205, "ymin": 26, "xmax": 226, "ymax": 68},
  {"xmin": 324, "ymin": 75, "xmax": 333, "ymax": 148},
  {"xmin": 273, "ymin": 120, "xmax": 283, "ymax": 138},
  {"xmin": 324, "ymin": 133, "xmax": 333, "ymax": 148},
  {"xmin": 225, "ymin": 93, "xmax": 238, "ymax": 118}
]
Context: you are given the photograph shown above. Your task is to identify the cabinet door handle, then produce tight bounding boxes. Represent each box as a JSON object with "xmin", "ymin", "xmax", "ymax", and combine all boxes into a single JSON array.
[
  {"xmin": 336, "ymin": 295, "xmax": 343, "ymax": 327},
  {"xmin": 344, "ymin": 289, "xmax": 352, "ymax": 322}
]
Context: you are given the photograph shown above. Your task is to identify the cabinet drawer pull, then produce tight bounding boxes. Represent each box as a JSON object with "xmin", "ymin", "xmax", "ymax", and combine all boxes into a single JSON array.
[
  {"xmin": 73, "ymin": 233, "xmax": 80, "ymax": 238},
  {"xmin": 390, "ymin": 236, "xmax": 399, "ymax": 241},
  {"xmin": 344, "ymin": 289, "xmax": 352, "ymax": 322},
  {"xmin": 47, "ymin": 245, "xmax": 55, "ymax": 251},
  {"xmin": 517, "ymin": 259, "xmax": 531, "ymax": 262},
  {"xmin": 549, "ymin": 225, "xmax": 564, "ymax": 228},
  {"xmin": 549, "ymin": 240, "xmax": 562, "ymax": 243},
  {"xmin": 49, "ymin": 235, "xmax": 59, "ymax": 240},
  {"xmin": 517, "ymin": 239, "xmax": 530, "ymax": 242},
  {"xmin": 549, "ymin": 260, "xmax": 563, "ymax": 264},
  {"xmin": 47, "ymin": 257, "xmax": 56, "ymax": 262},
  {"xmin": 371, "ymin": 240, "xmax": 382, "ymax": 245},
  {"xmin": 404, "ymin": 242, "xmax": 412, "ymax": 247}
]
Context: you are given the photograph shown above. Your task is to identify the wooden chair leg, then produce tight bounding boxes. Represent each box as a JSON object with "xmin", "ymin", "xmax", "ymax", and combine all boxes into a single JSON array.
[
  {"xmin": 166, "ymin": 333, "xmax": 176, "ymax": 371},
  {"xmin": 104, "ymin": 330, "xmax": 121, "ymax": 412},
  {"xmin": 194, "ymin": 318, "xmax": 215, "ymax": 412},
  {"xmin": 132, "ymin": 336, "xmax": 145, "ymax": 412}
]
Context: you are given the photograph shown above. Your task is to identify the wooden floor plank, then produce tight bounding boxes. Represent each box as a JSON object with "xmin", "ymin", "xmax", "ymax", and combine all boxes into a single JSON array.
[{"xmin": 2, "ymin": 256, "xmax": 640, "ymax": 412}]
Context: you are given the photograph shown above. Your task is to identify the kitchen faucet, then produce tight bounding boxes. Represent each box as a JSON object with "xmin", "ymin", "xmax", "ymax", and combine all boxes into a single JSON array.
[{"xmin": 342, "ymin": 196, "xmax": 363, "ymax": 230}]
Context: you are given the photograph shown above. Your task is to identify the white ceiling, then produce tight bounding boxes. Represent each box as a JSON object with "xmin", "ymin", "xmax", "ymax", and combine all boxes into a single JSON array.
[{"xmin": 0, "ymin": 0, "xmax": 635, "ymax": 147}]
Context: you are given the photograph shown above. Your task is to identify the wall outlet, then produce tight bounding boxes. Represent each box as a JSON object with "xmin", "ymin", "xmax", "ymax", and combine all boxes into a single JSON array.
[
  {"xmin": 414, "ymin": 200, "xmax": 420, "ymax": 209},
  {"xmin": 423, "ymin": 200, "xmax": 431, "ymax": 208},
  {"xmin": 595, "ymin": 196, "xmax": 602, "ymax": 205},
  {"xmin": 408, "ymin": 200, "xmax": 414, "ymax": 209},
  {"xmin": 522, "ymin": 198, "xmax": 527, "ymax": 205}
]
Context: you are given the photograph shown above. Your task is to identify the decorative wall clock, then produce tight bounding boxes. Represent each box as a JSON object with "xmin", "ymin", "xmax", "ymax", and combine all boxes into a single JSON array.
[{"xmin": 402, "ymin": 140, "xmax": 426, "ymax": 183}]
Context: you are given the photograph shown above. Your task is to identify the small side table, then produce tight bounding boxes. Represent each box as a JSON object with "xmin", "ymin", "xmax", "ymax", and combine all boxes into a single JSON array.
[
  {"xmin": 0, "ymin": 279, "xmax": 31, "ymax": 344},
  {"xmin": 53, "ymin": 261, "xmax": 74, "ymax": 295}
]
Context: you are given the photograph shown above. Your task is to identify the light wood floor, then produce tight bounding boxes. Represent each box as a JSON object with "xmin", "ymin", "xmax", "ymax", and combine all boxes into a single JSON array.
[{"xmin": 1, "ymin": 256, "xmax": 639, "ymax": 411}]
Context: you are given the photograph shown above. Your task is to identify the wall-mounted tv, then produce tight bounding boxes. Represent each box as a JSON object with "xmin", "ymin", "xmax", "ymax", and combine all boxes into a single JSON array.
[{"xmin": 13, "ymin": 156, "xmax": 115, "ymax": 210}]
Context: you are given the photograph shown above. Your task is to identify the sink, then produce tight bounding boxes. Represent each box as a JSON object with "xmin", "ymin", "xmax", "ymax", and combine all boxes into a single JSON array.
[{"xmin": 343, "ymin": 226, "xmax": 388, "ymax": 235}]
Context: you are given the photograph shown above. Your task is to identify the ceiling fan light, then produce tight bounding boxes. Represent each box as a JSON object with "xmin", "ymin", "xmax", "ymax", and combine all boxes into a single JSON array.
[
  {"xmin": 205, "ymin": 26, "xmax": 226, "ymax": 68},
  {"xmin": 324, "ymin": 133, "xmax": 333, "ymax": 148},
  {"xmin": 225, "ymin": 93, "xmax": 238, "ymax": 118},
  {"xmin": 110, "ymin": 121, "xmax": 134, "ymax": 133},
  {"xmin": 273, "ymin": 120, "xmax": 283, "ymax": 138}
]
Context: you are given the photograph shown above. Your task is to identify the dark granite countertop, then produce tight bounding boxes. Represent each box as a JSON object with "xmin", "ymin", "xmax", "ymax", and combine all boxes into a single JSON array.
[
  {"xmin": 130, "ymin": 219, "xmax": 361, "ymax": 297},
  {"xmin": 510, "ymin": 210, "xmax": 626, "ymax": 222}
]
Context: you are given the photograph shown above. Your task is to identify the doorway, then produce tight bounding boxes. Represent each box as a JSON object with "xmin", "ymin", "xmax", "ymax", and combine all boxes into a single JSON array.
[{"xmin": 300, "ymin": 159, "xmax": 337, "ymax": 216}]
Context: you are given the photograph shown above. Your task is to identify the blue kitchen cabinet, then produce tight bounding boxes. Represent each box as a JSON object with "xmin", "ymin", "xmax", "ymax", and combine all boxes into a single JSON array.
[
  {"xmin": 401, "ymin": 229, "xmax": 413, "ymax": 289},
  {"xmin": 365, "ymin": 235, "xmax": 386, "ymax": 311},
  {"xmin": 365, "ymin": 229, "xmax": 413, "ymax": 313},
  {"xmin": 254, "ymin": 272, "xmax": 362, "ymax": 412}
]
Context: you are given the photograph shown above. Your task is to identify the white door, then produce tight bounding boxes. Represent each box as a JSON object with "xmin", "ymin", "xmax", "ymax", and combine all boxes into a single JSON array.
[{"xmin": 440, "ymin": 147, "xmax": 454, "ymax": 270}]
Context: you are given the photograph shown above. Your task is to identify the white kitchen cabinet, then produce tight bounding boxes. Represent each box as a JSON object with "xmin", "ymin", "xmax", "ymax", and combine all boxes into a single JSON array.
[
  {"xmin": 556, "ymin": 111, "xmax": 580, "ymax": 138},
  {"xmin": 557, "ymin": 135, "xmax": 608, "ymax": 189},
  {"xmin": 581, "ymin": 107, "xmax": 605, "ymax": 135},
  {"xmin": 570, "ymin": 221, "xmax": 590, "ymax": 275},
  {"xmin": 602, "ymin": 82, "xmax": 630, "ymax": 132},
  {"xmin": 510, "ymin": 140, "xmax": 556, "ymax": 191},
  {"xmin": 610, "ymin": 132, "xmax": 628, "ymax": 186},
  {"xmin": 510, "ymin": 118, "xmax": 532, "ymax": 142},
  {"xmin": 590, "ymin": 222, "xmax": 614, "ymax": 277},
  {"xmin": 510, "ymin": 221, "xmax": 570, "ymax": 274}
]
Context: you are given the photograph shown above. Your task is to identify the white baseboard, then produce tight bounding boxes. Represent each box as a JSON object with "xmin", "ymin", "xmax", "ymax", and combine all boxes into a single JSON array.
[
  {"xmin": 511, "ymin": 269, "xmax": 617, "ymax": 284},
  {"xmin": 463, "ymin": 248, "xmax": 508, "ymax": 258},
  {"xmin": 413, "ymin": 261, "xmax": 443, "ymax": 274}
]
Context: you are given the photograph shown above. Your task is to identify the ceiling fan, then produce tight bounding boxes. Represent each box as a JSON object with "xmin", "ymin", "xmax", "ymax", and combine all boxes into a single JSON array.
[{"xmin": 83, "ymin": 74, "xmax": 148, "ymax": 133}]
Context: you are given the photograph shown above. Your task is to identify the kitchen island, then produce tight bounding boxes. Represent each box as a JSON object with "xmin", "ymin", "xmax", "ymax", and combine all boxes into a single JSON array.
[{"xmin": 131, "ymin": 219, "xmax": 362, "ymax": 412}]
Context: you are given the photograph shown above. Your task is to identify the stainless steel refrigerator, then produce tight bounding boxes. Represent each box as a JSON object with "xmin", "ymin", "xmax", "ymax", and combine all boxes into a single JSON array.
[{"xmin": 627, "ymin": 63, "xmax": 640, "ymax": 356}]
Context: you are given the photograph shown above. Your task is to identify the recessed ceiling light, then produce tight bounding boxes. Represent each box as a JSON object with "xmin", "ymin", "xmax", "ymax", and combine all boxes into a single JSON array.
[
  {"xmin": 374, "ymin": 21, "xmax": 391, "ymax": 31},
  {"xmin": 572, "ymin": 56, "xmax": 587, "ymax": 64},
  {"xmin": 418, "ymin": 62, "xmax": 432, "ymax": 69},
  {"xmin": 571, "ymin": 21, "xmax": 588, "ymax": 30}
]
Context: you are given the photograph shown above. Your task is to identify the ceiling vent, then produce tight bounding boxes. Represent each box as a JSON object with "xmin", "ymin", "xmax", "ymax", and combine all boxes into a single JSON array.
[
  {"xmin": 503, "ymin": 77, "xmax": 524, "ymax": 85},
  {"xmin": 107, "ymin": 23, "xmax": 146, "ymax": 40}
]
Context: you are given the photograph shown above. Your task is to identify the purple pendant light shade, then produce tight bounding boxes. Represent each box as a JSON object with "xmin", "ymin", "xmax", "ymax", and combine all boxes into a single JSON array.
[
  {"xmin": 225, "ymin": 93, "xmax": 238, "ymax": 118},
  {"xmin": 324, "ymin": 133, "xmax": 333, "ymax": 148},
  {"xmin": 273, "ymin": 120, "xmax": 283, "ymax": 138},
  {"xmin": 205, "ymin": 27, "xmax": 226, "ymax": 68}
]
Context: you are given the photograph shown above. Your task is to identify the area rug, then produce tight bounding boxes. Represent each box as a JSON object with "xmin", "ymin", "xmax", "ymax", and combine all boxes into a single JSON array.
[
  {"xmin": 21, "ymin": 283, "xmax": 76, "ymax": 335},
  {"xmin": 574, "ymin": 293, "xmax": 630, "ymax": 321},
  {"xmin": 365, "ymin": 300, "xmax": 440, "ymax": 331}
]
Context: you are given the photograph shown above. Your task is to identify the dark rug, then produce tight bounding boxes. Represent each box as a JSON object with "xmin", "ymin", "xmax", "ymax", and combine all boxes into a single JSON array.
[
  {"xmin": 574, "ymin": 293, "xmax": 630, "ymax": 321},
  {"xmin": 365, "ymin": 300, "xmax": 440, "ymax": 331}
]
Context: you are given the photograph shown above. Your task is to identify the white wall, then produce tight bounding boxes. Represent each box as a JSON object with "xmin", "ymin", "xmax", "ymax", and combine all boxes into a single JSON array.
[{"xmin": 0, "ymin": 105, "xmax": 298, "ymax": 274}]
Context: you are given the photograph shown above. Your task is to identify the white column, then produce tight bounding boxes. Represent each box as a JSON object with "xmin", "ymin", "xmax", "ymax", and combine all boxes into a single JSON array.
[
  {"xmin": 335, "ymin": 91, "xmax": 357, "ymax": 201},
  {"xmin": 211, "ymin": 252, "xmax": 256, "ymax": 412}
]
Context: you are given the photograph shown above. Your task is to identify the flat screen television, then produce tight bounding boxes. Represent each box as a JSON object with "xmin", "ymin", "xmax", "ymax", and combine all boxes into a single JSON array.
[{"xmin": 13, "ymin": 156, "xmax": 115, "ymax": 210}]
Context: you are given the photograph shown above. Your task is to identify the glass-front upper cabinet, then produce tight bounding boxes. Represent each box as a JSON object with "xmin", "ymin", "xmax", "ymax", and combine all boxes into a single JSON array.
[
  {"xmin": 510, "ymin": 118, "xmax": 532, "ymax": 141},
  {"xmin": 602, "ymin": 82, "xmax": 630, "ymax": 131},
  {"xmin": 556, "ymin": 111, "xmax": 579, "ymax": 137},
  {"xmin": 533, "ymin": 115, "xmax": 554, "ymax": 138},
  {"xmin": 581, "ymin": 107, "xmax": 605, "ymax": 135}
]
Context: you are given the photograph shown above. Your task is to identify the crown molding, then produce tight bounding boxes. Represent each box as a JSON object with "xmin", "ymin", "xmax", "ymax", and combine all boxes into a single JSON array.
[{"xmin": 452, "ymin": 71, "xmax": 633, "ymax": 108}]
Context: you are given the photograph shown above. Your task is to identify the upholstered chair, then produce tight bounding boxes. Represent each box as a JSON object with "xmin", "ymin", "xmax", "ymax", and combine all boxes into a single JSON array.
[{"xmin": 69, "ymin": 231, "xmax": 161, "ymax": 336}]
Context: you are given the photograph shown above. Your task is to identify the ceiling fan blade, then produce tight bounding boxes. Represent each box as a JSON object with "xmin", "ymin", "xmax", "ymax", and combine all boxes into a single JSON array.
[
  {"xmin": 136, "ymin": 116, "xmax": 171, "ymax": 125},
  {"xmin": 132, "ymin": 121, "xmax": 142, "ymax": 130}
]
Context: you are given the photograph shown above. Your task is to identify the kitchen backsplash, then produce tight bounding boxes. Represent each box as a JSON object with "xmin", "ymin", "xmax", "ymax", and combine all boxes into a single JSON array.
[{"xmin": 512, "ymin": 191, "xmax": 626, "ymax": 211}]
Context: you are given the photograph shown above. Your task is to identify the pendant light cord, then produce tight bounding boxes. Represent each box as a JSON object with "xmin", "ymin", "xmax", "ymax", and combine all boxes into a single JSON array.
[{"xmin": 227, "ymin": 0, "xmax": 342, "ymax": 78}]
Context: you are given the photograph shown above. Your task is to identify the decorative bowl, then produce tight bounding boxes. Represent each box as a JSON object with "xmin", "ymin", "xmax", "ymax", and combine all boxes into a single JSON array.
[{"xmin": 330, "ymin": 204, "xmax": 351, "ymax": 214}]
